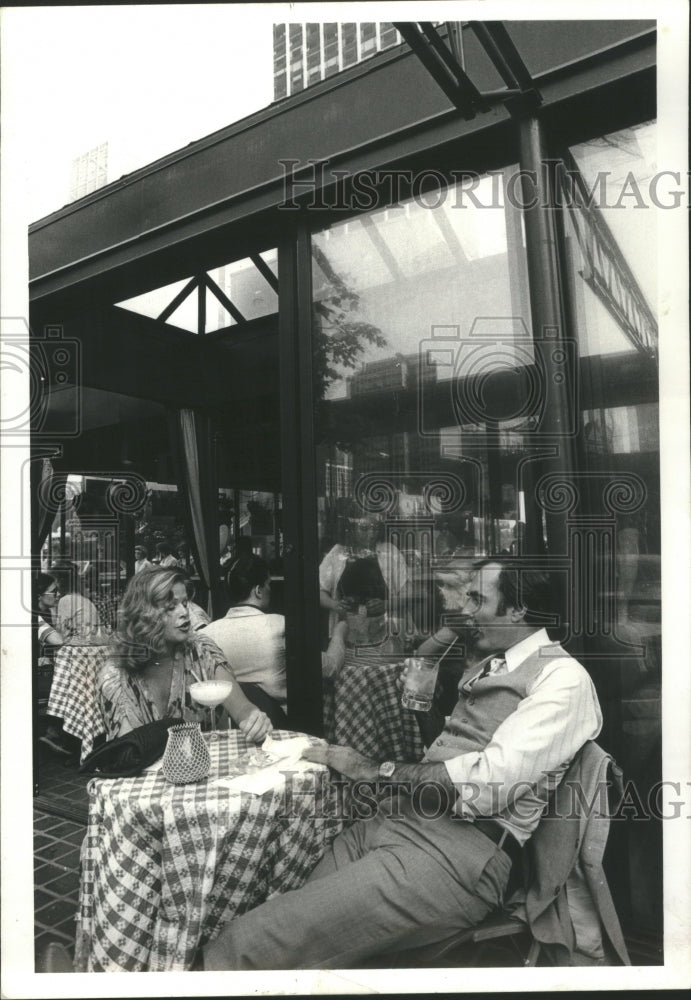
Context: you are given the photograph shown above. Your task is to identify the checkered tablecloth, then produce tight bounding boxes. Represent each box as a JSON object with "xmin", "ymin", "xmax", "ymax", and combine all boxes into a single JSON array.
[
  {"xmin": 323, "ymin": 650, "xmax": 424, "ymax": 763},
  {"xmin": 47, "ymin": 644, "xmax": 109, "ymax": 761},
  {"xmin": 74, "ymin": 730, "xmax": 346, "ymax": 972}
]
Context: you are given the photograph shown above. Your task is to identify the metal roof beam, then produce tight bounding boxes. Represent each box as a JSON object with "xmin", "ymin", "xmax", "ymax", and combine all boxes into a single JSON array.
[
  {"xmin": 157, "ymin": 276, "xmax": 198, "ymax": 323},
  {"xmin": 204, "ymin": 273, "xmax": 246, "ymax": 326},
  {"xmin": 468, "ymin": 21, "xmax": 542, "ymax": 110},
  {"xmin": 396, "ymin": 20, "xmax": 543, "ymax": 117},
  {"xmin": 250, "ymin": 253, "xmax": 279, "ymax": 294},
  {"xmin": 393, "ymin": 21, "xmax": 484, "ymax": 118}
]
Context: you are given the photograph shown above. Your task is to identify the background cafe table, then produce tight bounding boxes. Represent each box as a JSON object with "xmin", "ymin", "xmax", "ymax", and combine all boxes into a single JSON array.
[
  {"xmin": 47, "ymin": 643, "xmax": 109, "ymax": 761},
  {"xmin": 74, "ymin": 730, "xmax": 346, "ymax": 972},
  {"xmin": 323, "ymin": 649, "xmax": 424, "ymax": 764}
]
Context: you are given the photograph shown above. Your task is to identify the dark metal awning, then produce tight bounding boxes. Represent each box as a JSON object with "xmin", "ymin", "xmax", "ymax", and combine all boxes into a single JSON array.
[{"xmin": 29, "ymin": 20, "xmax": 655, "ymax": 319}]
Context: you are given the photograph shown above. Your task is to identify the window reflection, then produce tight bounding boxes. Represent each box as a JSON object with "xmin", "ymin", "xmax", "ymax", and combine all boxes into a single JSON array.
[
  {"xmin": 312, "ymin": 166, "xmax": 534, "ymax": 654},
  {"xmin": 566, "ymin": 120, "xmax": 661, "ymax": 937},
  {"xmin": 565, "ymin": 123, "xmax": 657, "ymax": 358}
]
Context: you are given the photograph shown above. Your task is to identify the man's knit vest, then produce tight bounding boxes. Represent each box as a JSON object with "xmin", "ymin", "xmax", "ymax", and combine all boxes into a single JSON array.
[
  {"xmin": 424, "ymin": 641, "xmax": 569, "ymax": 762},
  {"xmin": 423, "ymin": 640, "xmax": 572, "ymax": 840}
]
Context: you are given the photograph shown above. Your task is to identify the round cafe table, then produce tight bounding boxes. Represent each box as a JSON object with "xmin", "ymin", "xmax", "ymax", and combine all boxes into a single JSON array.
[{"xmin": 74, "ymin": 730, "xmax": 346, "ymax": 972}]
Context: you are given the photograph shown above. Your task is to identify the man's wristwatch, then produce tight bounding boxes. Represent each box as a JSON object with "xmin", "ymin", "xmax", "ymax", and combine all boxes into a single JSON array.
[{"xmin": 378, "ymin": 761, "xmax": 396, "ymax": 780}]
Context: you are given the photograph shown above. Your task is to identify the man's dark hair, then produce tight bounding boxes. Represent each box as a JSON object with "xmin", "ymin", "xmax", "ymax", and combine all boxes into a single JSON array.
[
  {"xmin": 156, "ymin": 541, "xmax": 172, "ymax": 556},
  {"xmin": 226, "ymin": 554, "xmax": 269, "ymax": 604},
  {"xmin": 472, "ymin": 556, "xmax": 558, "ymax": 626}
]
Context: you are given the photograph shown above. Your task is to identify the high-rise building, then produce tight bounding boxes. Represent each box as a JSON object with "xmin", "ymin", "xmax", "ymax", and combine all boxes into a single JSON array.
[
  {"xmin": 69, "ymin": 142, "xmax": 109, "ymax": 201},
  {"xmin": 273, "ymin": 23, "xmax": 403, "ymax": 100}
]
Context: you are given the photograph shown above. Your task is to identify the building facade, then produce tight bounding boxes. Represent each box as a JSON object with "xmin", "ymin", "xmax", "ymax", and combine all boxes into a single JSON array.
[{"xmin": 273, "ymin": 22, "xmax": 402, "ymax": 99}]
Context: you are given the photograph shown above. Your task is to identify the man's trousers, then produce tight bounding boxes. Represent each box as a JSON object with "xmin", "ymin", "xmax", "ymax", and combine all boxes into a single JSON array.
[{"xmin": 205, "ymin": 798, "xmax": 512, "ymax": 970}]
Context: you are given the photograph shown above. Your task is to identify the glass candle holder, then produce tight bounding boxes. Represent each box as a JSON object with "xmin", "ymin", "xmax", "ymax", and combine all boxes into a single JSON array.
[{"xmin": 161, "ymin": 722, "xmax": 211, "ymax": 784}]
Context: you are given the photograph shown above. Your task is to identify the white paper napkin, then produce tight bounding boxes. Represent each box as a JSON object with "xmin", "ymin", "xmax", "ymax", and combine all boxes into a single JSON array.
[{"xmin": 214, "ymin": 735, "xmax": 323, "ymax": 795}]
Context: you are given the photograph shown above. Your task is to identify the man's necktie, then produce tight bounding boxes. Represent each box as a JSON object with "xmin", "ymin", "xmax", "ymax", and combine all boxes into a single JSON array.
[{"xmin": 460, "ymin": 657, "xmax": 501, "ymax": 694}]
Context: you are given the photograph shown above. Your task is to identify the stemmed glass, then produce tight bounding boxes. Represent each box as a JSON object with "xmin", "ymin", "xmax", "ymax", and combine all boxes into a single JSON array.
[{"xmin": 189, "ymin": 679, "xmax": 233, "ymax": 740}]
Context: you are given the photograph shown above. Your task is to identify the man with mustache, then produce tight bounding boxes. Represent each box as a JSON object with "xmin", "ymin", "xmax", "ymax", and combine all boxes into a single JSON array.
[{"xmin": 201, "ymin": 557, "xmax": 603, "ymax": 970}]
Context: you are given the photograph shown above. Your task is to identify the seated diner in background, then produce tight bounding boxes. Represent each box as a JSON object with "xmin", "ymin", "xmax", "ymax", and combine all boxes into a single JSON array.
[
  {"xmin": 36, "ymin": 572, "xmax": 64, "ymax": 655},
  {"xmin": 51, "ymin": 560, "xmax": 102, "ymax": 645},
  {"xmin": 200, "ymin": 558, "xmax": 609, "ymax": 970},
  {"xmin": 203, "ymin": 555, "xmax": 288, "ymax": 728},
  {"xmin": 35, "ymin": 571, "xmax": 71, "ymax": 756},
  {"xmin": 97, "ymin": 567, "xmax": 272, "ymax": 743},
  {"xmin": 203, "ymin": 556, "xmax": 349, "ymax": 726}
]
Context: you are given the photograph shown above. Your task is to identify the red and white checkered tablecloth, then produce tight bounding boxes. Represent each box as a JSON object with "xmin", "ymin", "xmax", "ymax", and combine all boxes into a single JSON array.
[
  {"xmin": 74, "ymin": 730, "xmax": 346, "ymax": 972},
  {"xmin": 323, "ymin": 650, "xmax": 424, "ymax": 763},
  {"xmin": 47, "ymin": 644, "xmax": 109, "ymax": 761}
]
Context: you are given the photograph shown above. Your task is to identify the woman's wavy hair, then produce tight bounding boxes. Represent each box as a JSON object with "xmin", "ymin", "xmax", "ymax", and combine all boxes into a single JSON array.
[{"xmin": 110, "ymin": 567, "xmax": 187, "ymax": 671}]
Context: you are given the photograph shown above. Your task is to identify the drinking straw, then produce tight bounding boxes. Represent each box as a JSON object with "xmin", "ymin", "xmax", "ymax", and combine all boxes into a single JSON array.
[{"xmin": 435, "ymin": 634, "xmax": 459, "ymax": 665}]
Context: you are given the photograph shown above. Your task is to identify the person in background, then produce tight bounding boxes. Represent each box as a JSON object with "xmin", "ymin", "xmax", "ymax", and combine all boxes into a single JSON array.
[
  {"xmin": 98, "ymin": 567, "xmax": 272, "ymax": 743},
  {"xmin": 178, "ymin": 571, "xmax": 211, "ymax": 632},
  {"xmin": 134, "ymin": 545, "xmax": 154, "ymax": 574},
  {"xmin": 154, "ymin": 542, "xmax": 179, "ymax": 568},
  {"xmin": 204, "ymin": 556, "xmax": 348, "ymax": 726},
  {"xmin": 319, "ymin": 514, "xmax": 409, "ymax": 649},
  {"xmin": 176, "ymin": 541, "xmax": 197, "ymax": 576},
  {"xmin": 51, "ymin": 560, "xmax": 102, "ymax": 645},
  {"xmin": 203, "ymin": 555, "xmax": 288, "ymax": 727},
  {"xmin": 34, "ymin": 572, "xmax": 69, "ymax": 755},
  {"xmin": 36, "ymin": 572, "xmax": 63, "ymax": 652}
]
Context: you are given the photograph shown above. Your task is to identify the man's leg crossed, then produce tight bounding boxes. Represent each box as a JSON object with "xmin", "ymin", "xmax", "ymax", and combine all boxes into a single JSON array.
[{"xmin": 203, "ymin": 821, "xmax": 511, "ymax": 970}]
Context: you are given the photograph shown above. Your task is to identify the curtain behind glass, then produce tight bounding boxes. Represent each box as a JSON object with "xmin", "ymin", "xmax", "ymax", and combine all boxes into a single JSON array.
[{"xmin": 169, "ymin": 408, "xmax": 222, "ymax": 617}]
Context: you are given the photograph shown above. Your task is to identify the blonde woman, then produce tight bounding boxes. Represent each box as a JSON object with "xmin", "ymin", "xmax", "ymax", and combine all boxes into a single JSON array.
[{"xmin": 98, "ymin": 568, "xmax": 272, "ymax": 743}]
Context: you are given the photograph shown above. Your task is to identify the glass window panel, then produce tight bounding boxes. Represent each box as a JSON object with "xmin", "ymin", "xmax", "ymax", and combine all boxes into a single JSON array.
[
  {"xmin": 311, "ymin": 165, "xmax": 535, "ymax": 660},
  {"xmin": 116, "ymin": 278, "xmax": 198, "ymax": 332},
  {"xmin": 566, "ymin": 119, "xmax": 660, "ymax": 938},
  {"xmin": 211, "ymin": 254, "xmax": 278, "ymax": 324},
  {"xmin": 379, "ymin": 24, "xmax": 400, "ymax": 49},
  {"xmin": 323, "ymin": 22, "xmax": 339, "ymax": 74},
  {"xmin": 312, "ymin": 170, "xmax": 530, "ymax": 404},
  {"xmin": 341, "ymin": 23, "xmax": 358, "ymax": 67},
  {"xmin": 360, "ymin": 23, "xmax": 376, "ymax": 56},
  {"xmin": 116, "ymin": 253, "xmax": 278, "ymax": 333},
  {"xmin": 288, "ymin": 22, "xmax": 303, "ymax": 52},
  {"xmin": 565, "ymin": 123, "xmax": 657, "ymax": 358}
]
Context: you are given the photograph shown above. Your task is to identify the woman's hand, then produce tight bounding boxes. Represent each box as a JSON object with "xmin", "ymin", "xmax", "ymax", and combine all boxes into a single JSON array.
[{"xmin": 238, "ymin": 708, "xmax": 273, "ymax": 743}]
